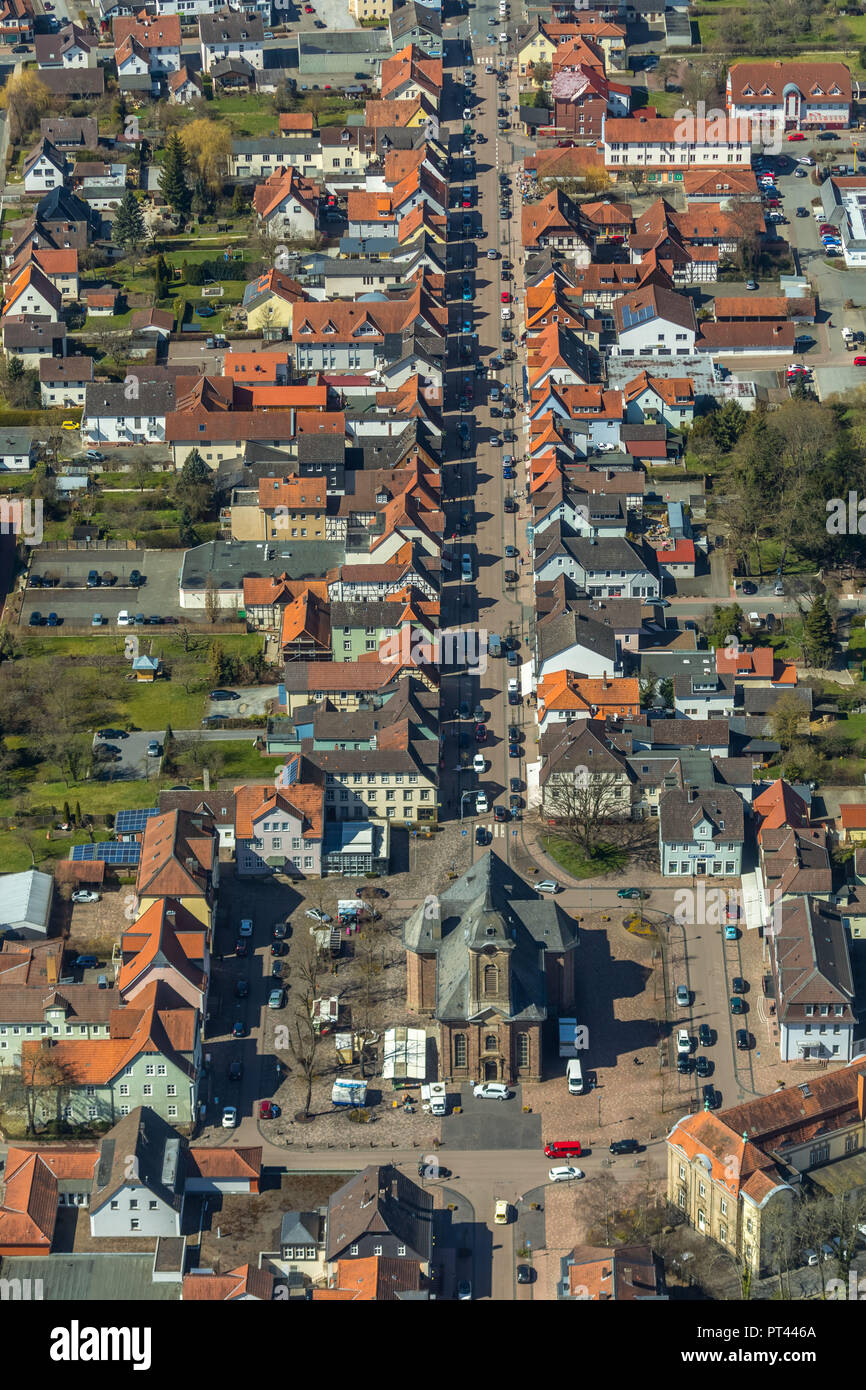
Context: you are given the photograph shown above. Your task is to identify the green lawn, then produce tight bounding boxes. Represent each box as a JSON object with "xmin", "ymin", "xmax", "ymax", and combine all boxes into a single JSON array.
[
  {"xmin": 82, "ymin": 310, "xmax": 135, "ymax": 331},
  {"xmin": 542, "ymin": 836, "xmax": 627, "ymax": 880},
  {"xmin": 206, "ymin": 94, "xmax": 283, "ymax": 138}
]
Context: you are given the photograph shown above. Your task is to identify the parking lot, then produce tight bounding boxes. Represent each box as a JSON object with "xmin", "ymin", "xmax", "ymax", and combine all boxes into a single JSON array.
[
  {"xmin": 24, "ymin": 548, "xmax": 182, "ymax": 624},
  {"xmin": 91, "ymin": 728, "xmax": 164, "ymax": 778}
]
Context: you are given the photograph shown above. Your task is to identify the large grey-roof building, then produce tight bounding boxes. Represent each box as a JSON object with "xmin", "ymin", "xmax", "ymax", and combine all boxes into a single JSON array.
[
  {"xmin": 0, "ymin": 870, "xmax": 53, "ymax": 939},
  {"xmin": 403, "ymin": 851, "xmax": 578, "ymax": 1083}
]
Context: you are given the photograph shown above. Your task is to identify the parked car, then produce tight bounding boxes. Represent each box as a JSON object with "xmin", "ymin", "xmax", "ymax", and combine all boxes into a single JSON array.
[
  {"xmin": 609, "ymin": 1138, "xmax": 640, "ymax": 1155},
  {"xmin": 698, "ymin": 1024, "xmax": 714, "ymax": 1047},
  {"xmin": 71, "ymin": 890, "xmax": 100, "ymax": 904},
  {"xmin": 536, "ymin": 880, "xmax": 559, "ymax": 893},
  {"xmin": 676, "ymin": 1028, "xmax": 691, "ymax": 1054},
  {"xmin": 210, "ymin": 689, "xmax": 240, "ymax": 701},
  {"xmin": 457, "ymin": 1279, "xmax": 472, "ymax": 1300},
  {"xmin": 305, "ymin": 908, "xmax": 332, "ymax": 923},
  {"xmin": 221, "ymin": 1106, "xmax": 238, "ymax": 1128},
  {"xmin": 259, "ymin": 1101, "xmax": 281, "ymax": 1119},
  {"xmin": 676, "ymin": 984, "xmax": 690, "ymax": 1007},
  {"xmin": 695, "ymin": 1055, "xmax": 711, "ymax": 1078},
  {"xmin": 232, "ymin": 1020, "xmax": 246, "ymax": 1038},
  {"xmin": 473, "ymin": 1082, "xmax": 511, "ymax": 1101},
  {"xmin": 75, "ymin": 955, "xmax": 99, "ymax": 968},
  {"xmin": 618, "ymin": 888, "xmax": 650, "ymax": 900},
  {"xmin": 146, "ymin": 740, "xmax": 161, "ymax": 757},
  {"xmin": 548, "ymin": 1166, "xmax": 583, "ymax": 1182}
]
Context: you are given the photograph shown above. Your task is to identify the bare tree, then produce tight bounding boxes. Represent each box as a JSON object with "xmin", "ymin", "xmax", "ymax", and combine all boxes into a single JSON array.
[
  {"xmin": 20, "ymin": 1043, "xmax": 77, "ymax": 1136},
  {"xmin": 540, "ymin": 768, "xmax": 625, "ymax": 856},
  {"xmin": 204, "ymin": 575, "xmax": 219, "ymax": 625},
  {"xmin": 286, "ymin": 931, "xmax": 322, "ymax": 1119},
  {"xmin": 580, "ymin": 1171, "xmax": 620, "ymax": 1246}
]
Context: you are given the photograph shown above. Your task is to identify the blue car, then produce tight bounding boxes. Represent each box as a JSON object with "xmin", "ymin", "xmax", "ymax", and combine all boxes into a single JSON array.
[
  {"xmin": 462, "ymin": 318, "xmax": 472, "ymax": 334},
  {"xmin": 462, "ymin": 276, "xmax": 473, "ymax": 301},
  {"xmin": 503, "ymin": 466, "xmax": 515, "ymax": 479}
]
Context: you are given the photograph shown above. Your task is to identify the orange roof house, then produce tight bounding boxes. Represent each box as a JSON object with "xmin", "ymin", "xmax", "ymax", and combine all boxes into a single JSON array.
[
  {"xmin": 183, "ymin": 1265, "xmax": 274, "ymax": 1301},
  {"xmin": 234, "ymin": 782, "xmax": 324, "ymax": 846},
  {"xmin": 753, "ymin": 778, "xmax": 809, "ymax": 842},
  {"xmin": 380, "ymin": 44, "xmax": 442, "ymax": 102},
  {"xmin": 0, "ymin": 1147, "xmax": 98, "ymax": 1255},
  {"xmin": 840, "ymin": 804, "xmax": 866, "ymax": 841},
  {"xmin": 522, "ymin": 189, "xmax": 588, "ymax": 254},
  {"xmin": 252, "ymin": 166, "xmax": 320, "ymax": 228},
  {"xmin": 135, "ymin": 809, "xmax": 217, "ymax": 929},
  {"xmin": 313, "ymin": 1256, "xmax": 423, "ymax": 1301},
  {"xmin": 364, "ymin": 95, "xmax": 436, "ymax": 127},
  {"xmin": 563, "ymin": 1244, "xmax": 665, "ymax": 1300},
  {"xmin": 279, "ymin": 111, "xmax": 315, "ymax": 135},
  {"xmin": 20, "ymin": 981, "xmax": 197, "ymax": 1099},
  {"xmin": 281, "ymin": 587, "xmax": 331, "ymax": 658},
  {"xmin": 224, "ymin": 348, "xmax": 291, "ymax": 382},
  {"xmin": 537, "ymin": 671, "xmax": 640, "ymax": 723},
  {"xmin": 118, "ymin": 896, "xmax": 208, "ymax": 1011},
  {"xmin": 715, "ymin": 644, "xmax": 798, "ymax": 686},
  {"xmin": 113, "ymin": 14, "xmax": 181, "ymax": 48}
]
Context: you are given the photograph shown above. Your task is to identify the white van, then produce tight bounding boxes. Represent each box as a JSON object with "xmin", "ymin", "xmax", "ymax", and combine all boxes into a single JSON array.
[{"xmin": 566, "ymin": 1058, "xmax": 584, "ymax": 1094}]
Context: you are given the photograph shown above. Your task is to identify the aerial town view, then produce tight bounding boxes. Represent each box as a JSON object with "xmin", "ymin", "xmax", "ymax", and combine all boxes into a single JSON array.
[{"xmin": 1, "ymin": 0, "xmax": 866, "ymax": 1348}]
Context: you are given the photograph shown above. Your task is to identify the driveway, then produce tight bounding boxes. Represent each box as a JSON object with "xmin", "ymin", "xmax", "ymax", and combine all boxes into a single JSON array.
[{"xmin": 204, "ymin": 685, "xmax": 280, "ymax": 717}]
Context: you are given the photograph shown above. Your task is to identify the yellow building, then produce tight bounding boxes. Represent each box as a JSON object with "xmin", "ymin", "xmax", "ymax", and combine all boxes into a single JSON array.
[
  {"xmin": 348, "ymin": 0, "xmax": 392, "ymax": 18},
  {"xmin": 667, "ymin": 1062, "xmax": 866, "ymax": 1275}
]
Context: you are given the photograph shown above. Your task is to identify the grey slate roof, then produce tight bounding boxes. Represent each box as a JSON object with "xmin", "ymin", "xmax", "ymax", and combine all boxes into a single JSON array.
[
  {"xmin": 199, "ymin": 10, "xmax": 264, "ymax": 43},
  {"xmin": 537, "ymin": 608, "xmax": 617, "ymax": 668},
  {"xmin": 91, "ymin": 1107, "xmax": 185, "ymax": 1215},
  {"xmin": 403, "ymin": 851, "xmax": 577, "ymax": 1025},
  {"xmin": 326, "ymin": 1164, "xmax": 433, "ymax": 1262},
  {"xmin": 84, "ymin": 382, "xmax": 175, "ymax": 417},
  {"xmin": 280, "ymin": 1210, "xmax": 322, "ymax": 1248},
  {"xmin": 658, "ymin": 787, "xmax": 745, "ymax": 845}
]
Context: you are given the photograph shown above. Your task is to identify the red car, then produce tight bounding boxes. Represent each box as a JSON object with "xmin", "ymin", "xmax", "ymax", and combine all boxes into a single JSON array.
[
  {"xmin": 764, "ymin": 198, "xmax": 781, "ymax": 208},
  {"xmin": 474, "ymin": 722, "xmax": 487, "ymax": 742},
  {"xmin": 854, "ymin": 356, "xmax": 866, "ymax": 366},
  {"xmin": 500, "ymin": 290, "xmax": 511, "ymax": 303},
  {"xmin": 259, "ymin": 1101, "xmax": 281, "ymax": 1119},
  {"xmin": 787, "ymin": 131, "xmax": 805, "ymax": 141}
]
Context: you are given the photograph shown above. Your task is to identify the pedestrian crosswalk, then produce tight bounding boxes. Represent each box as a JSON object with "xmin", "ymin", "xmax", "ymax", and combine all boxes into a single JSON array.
[{"xmin": 484, "ymin": 821, "xmax": 508, "ymax": 837}]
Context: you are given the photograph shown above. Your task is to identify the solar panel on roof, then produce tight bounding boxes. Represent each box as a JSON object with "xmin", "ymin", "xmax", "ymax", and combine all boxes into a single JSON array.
[
  {"xmin": 70, "ymin": 842, "xmax": 141, "ymax": 864},
  {"xmin": 115, "ymin": 808, "xmax": 159, "ymax": 835},
  {"xmin": 621, "ymin": 302, "xmax": 655, "ymax": 329}
]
